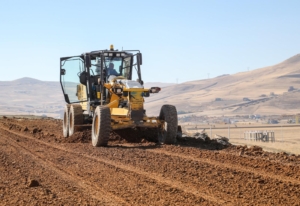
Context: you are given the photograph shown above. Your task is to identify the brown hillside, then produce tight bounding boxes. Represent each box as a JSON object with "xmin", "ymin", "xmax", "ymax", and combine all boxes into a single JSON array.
[{"xmin": 145, "ymin": 54, "xmax": 300, "ymax": 116}]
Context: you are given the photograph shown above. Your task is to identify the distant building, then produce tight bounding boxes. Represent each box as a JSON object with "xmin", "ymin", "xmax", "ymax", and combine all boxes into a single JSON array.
[
  {"xmin": 268, "ymin": 119, "xmax": 279, "ymax": 124},
  {"xmin": 254, "ymin": 114, "xmax": 261, "ymax": 119}
]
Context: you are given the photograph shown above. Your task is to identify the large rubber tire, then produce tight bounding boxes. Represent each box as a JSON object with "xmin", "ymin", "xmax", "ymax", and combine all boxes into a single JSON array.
[
  {"xmin": 68, "ymin": 104, "xmax": 83, "ymax": 136},
  {"xmin": 92, "ymin": 106, "xmax": 111, "ymax": 147},
  {"xmin": 63, "ymin": 104, "xmax": 71, "ymax": 138},
  {"xmin": 158, "ymin": 105, "xmax": 178, "ymax": 144}
]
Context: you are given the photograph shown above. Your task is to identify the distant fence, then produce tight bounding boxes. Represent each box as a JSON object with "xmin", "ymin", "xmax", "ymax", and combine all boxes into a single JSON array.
[{"xmin": 244, "ymin": 131, "xmax": 275, "ymax": 142}]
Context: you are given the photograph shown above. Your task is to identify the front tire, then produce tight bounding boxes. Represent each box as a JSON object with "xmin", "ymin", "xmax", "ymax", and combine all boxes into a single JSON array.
[
  {"xmin": 92, "ymin": 106, "xmax": 111, "ymax": 147},
  {"xmin": 158, "ymin": 105, "xmax": 178, "ymax": 144}
]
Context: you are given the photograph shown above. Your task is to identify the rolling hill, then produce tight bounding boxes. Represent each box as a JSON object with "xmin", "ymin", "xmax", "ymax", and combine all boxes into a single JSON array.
[
  {"xmin": 1, "ymin": 54, "xmax": 300, "ymax": 118},
  {"xmin": 144, "ymin": 54, "xmax": 300, "ymax": 116},
  {"xmin": 0, "ymin": 78, "xmax": 175, "ymax": 118},
  {"xmin": 0, "ymin": 78, "xmax": 65, "ymax": 118}
]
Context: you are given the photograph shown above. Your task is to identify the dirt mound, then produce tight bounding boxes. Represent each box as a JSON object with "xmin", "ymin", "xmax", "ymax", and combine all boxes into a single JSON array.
[
  {"xmin": 61, "ymin": 129, "xmax": 91, "ymax": 143},
  {"xmin": 177, "ymin": 135, "xmax": 229, "ymax": 150},
  {"xmin": 0, "ymin": 118, "xmax": 234, "ymax": 149},
  {"xmin": 59, "ymin": 127, "xmax": 158, "ymax": 144}
]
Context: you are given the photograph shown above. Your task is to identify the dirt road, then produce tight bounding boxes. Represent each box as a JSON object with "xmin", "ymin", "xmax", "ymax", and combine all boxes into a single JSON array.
[{"xmin": 0, "ymin": 117, "xmax": 300, "ymax": 205}]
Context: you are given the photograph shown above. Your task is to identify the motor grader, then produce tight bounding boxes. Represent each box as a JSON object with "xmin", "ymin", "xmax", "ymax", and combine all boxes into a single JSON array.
[{"xmin": 60, "ymin": 45, "xmax": 180, "ymax": 147}]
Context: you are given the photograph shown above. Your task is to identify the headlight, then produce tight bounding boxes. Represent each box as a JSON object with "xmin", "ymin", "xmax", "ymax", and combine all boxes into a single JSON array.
[
  {"xmin": 116, "ymin": 53, "xmax": 120, "ymax": 57},
  {"xmin": 104, "ymin": 53, "xmax": 108, "ymax": 56},
  {"xmin": 109, "ymin": 53, "xmax": 113, "ymax": 57},
  {"xmin": 117, "ymin": 88, "xmax": 122, "ymax": 93},
  {"xmin": 121, "ymin": 53, "xmax": 125, "ymax": 56}
]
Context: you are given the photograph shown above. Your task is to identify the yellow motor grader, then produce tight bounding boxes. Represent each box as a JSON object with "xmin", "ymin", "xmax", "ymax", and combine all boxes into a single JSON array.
[{"xmin": 60, "ymin": 45, "xmax": 180, "ymax": 147}]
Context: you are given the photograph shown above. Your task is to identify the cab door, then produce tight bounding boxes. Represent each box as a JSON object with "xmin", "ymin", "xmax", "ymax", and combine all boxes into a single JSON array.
[{"xmin": 60, "ymin": 55, "xmax": 86, "ymax": 104}]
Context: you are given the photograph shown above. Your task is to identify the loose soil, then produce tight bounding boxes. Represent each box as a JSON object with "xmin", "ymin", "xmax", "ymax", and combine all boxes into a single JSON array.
[{"xmin": 1, "ymin": 117, "xmax": 300, "ymax": 205}]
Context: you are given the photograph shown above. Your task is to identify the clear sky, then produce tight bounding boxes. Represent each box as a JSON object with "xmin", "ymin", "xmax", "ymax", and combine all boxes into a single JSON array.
[{"xmin": 1, "ymin": 0, "xmax": 299, "ymax": 83}]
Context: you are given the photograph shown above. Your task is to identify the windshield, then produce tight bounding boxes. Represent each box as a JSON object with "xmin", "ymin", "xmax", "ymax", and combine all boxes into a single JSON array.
[
  {"xmin": 90, "ymin": 55, "xmax": 137, "ymax": 81},
  {"xmin": 104, "ymin": 57, "xmax": 122, "ymax": 77}
]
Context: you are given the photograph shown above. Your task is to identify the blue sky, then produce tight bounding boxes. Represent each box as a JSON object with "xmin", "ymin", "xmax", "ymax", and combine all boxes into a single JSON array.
[{"xmin": 1, "ymin": 0, "xmax": 299, "ymax": 83}]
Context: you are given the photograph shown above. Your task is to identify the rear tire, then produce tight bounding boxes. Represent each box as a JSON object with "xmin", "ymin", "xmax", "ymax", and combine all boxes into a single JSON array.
[
  {"xmin": 68, "ymin": 104, "xmax": 83, "ymax": 136},
  {"xmin": 63, "ymin": 104, "xmax": 71, "ymax": 138},
  {"xmin": 92, "ymin": 106, "xmax": 111, "ymax": 147},
  {"xmin": 158, "ymin": 105, "xmax": 178, "ymax": 144}
]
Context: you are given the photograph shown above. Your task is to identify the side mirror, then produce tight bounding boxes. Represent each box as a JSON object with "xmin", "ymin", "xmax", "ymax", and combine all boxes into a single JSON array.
[
  {"xmin": 60, "ymin": 69, "xmax": 66, "ymax": 75},
  {"xmin": 79, "ymin": 71, "xmax": 87, "ymax": 85},
  {"xmin": 149, "ymin": 87, "xmax": 161, "ymax": 93},
  {"xmin": 85, "ymin": 55, "xmax": 91, "ymax": 68}
]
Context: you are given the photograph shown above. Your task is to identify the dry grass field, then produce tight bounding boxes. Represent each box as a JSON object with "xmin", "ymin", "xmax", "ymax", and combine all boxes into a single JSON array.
[{"xmin": 183, "ymin": 123, "xmax": 300, "ymax": 155}]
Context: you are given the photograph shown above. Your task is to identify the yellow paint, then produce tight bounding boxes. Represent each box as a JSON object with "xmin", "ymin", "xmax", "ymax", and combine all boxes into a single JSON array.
[
  {"xmin": 106, "ymin": 93, "xmax": 119, "ymax": 108},
  {"xmin": 80, "ymin": 102, "xmax": 87, "ymax": 111},
  {"xmin": 110, "ymin": 119, "xmax": 160, "ymax": 130},
  {"xmin": 77, "ymin": 84, "xmax": 87, "ymax": 111},
  {"xmin": 129, "ymin": 91, "xmax": 144, "ymax": 110},
  {"xmin": 123, "ymin": 88, "xmax": 148, "ymax": 92},
  {"xmin": 100, "ymin": 81, "xmax": 165, "ymax": 130},
  {"xmin": 111, "ymin": 108, "xmax": 128, "ymax": 116},
  {"xmin": 97, "ymin": 92, "xmax": 101, "ymax": 99},
  {"xmin": 104, "ymin": 83, "xmax": 112, "ymax": 89}
]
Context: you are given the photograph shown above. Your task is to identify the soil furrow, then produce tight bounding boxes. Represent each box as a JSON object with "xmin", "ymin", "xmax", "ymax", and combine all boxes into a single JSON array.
[
  {"xmin": 0, "ymin": 132, "xmax": 128, "ymax": 206},
  {"xmin": 0, "ymin": 126, "xmax": 221, "ymax": 205},
  {"xmin": 146, "ymin": 148, "xmax": 300, "ymax": 184},
  {"xmin": 1, "ymin": 118, "xmax": 300, "ymax": 205}
]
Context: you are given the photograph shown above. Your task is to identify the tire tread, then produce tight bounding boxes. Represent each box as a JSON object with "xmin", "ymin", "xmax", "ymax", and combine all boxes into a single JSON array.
[
  {"xmin": 63, "ymin": 104, "xmax": 71, "ymax": 138},
  {"xmin": 159, "ymin": 104, "xmax": 178, "ymax": 144},
  {"xmin": 92, "ymin": 106, "xmax": 111, "ymax": 147},
  {"xmin": 69, "ymin": 104, "xmax": 83, "ymax": 136}
]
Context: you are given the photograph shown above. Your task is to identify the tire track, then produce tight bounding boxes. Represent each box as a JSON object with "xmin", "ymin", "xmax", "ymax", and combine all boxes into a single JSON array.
[
  {"xmin": 2, "ymin": 124, "xmax": 300, "ymax": 205},
  {"xmin": 0, "ymin": 126, "xmax": 224, "ymax": 205},
  {"xmin": 145, "ymin": 148, "xmax": 300, "ymax": 185},
  {"xmin": 0, "ymin": 132, "xmax": 129, "ymax": 206}
]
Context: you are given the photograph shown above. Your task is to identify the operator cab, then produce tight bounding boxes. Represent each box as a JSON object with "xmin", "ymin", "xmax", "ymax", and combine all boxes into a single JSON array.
[{"xmin": 59, "ymin": 45, "xmax": 143, "ymax": 107}]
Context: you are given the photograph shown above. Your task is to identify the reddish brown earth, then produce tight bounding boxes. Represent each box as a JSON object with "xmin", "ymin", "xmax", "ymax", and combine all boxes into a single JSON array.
[{"xmin": 1, "ymin": 117, "xmax": 300, "ymax": 205}]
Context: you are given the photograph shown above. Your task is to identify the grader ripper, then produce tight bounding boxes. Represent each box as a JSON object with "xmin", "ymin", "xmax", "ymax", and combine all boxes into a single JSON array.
[{"xmin": 60, "ymin": 45, "xmax": 180, "ymax": 147}]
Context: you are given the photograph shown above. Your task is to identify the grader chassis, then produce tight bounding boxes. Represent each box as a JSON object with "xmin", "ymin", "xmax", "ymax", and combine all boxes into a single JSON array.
[{"xmin": 60, "ymin": 45, "xmax": 180, "ymax": 146}]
